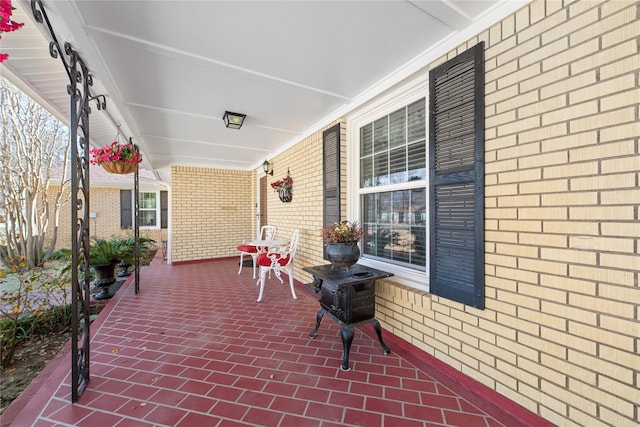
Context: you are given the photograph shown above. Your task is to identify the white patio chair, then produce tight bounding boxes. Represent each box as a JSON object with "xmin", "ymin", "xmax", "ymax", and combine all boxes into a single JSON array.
[
  {"xmin": 237, "ymin": 225, "xmax": 277, "ymax": 279},
  {"xmin": 255, "ymin": 229, "xmax": 299, "ymax": 303}
]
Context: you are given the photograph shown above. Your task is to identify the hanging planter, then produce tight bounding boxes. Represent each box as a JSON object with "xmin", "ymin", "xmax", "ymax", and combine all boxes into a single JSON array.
[
  {"xmin": 90, "ymin": 140, "xmax": 142, "ymax": 175},
  {"xmin": 278, "ymin": 188, "xmax": 292, "ymax": 202},
  {"xmin": 271, "ymin": 169, "xmax": 293, "ymax": 203},
  {"xmin": 100, "ymin": 161, "xmax": 137, "ymax": 174}
]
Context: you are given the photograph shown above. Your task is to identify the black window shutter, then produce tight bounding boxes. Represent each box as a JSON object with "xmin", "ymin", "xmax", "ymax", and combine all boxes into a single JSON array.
[
  {"xmin": 323, "ymin": 123, "xmax": 341, "ymax": 260},
  {"xmin": 120, "ymin": 189, "xmax": 132, "ymax": 229},
  {"xmin": 429, "ymin": 43, "xmax": 485, "ymax": 309},
  {"xmin": 160, "ymin": 191, "xmax": 168, "ymax": 229}
]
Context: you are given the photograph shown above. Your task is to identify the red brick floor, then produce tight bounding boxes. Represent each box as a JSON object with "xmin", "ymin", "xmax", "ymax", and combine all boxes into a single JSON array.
[{"xmin": 5, "ymin": 259, "xmax": 553, "ymax": 426}]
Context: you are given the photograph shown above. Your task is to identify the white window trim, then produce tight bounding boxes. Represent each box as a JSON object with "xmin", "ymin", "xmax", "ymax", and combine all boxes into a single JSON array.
[
  {"xmin": 137, "ymin": 190, "xmax": 161, "ymax": 230},
  {"xmin": 347, "ymin": 72, "xmax": 430, "ymax": 291}
]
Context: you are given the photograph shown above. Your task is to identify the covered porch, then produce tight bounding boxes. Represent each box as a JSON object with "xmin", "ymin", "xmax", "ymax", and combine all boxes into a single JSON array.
[
  {"xmin": 4, "ymin": 257, "xmax": 547, "ymax": 427},
  {"xmin": 2, "ymin": 0, "xmax": 638, "ymax": 425}
]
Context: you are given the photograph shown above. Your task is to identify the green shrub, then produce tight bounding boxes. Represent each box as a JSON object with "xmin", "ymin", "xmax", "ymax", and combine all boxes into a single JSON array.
[
  {"xmin": 0, "ymin": 262, "xmax": 71, "ymax": 367},
  {"xmin": 0, "ymin": 304, "xmax": 71, "ymax": 341},
  {"xmin": 48, "ymin": 249, "xmax": 72, "ymax": 260},
  {"xmin": 88, "ymin": 236, "xmax": 155, "ymax": 266}
]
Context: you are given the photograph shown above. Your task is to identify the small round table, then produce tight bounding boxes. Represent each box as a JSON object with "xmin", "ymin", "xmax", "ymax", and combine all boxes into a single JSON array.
[{"xmin": 247, "ymin": 239, "xmax": 289, "ymax": 251}]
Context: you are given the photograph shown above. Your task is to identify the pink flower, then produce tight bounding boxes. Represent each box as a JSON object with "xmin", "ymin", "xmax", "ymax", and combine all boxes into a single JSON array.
[
  {"xmin": 0, "ymin": 0, "xmax": 24, "ymax": 63},
  {"xmin": 90, "ymin": 142, "xmax": 142, "ymax": 166}
]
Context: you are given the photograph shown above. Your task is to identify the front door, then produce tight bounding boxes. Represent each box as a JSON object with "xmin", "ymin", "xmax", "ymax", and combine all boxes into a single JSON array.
[{"xmin": 259, "ymin": 175, "xmax": 268, "ymax": 229}]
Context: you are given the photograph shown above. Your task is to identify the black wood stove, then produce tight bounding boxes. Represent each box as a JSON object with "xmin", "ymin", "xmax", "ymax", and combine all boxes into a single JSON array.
[{"xmin": 303, "ymin": 264, "xmax": 394, "ymax": 371}]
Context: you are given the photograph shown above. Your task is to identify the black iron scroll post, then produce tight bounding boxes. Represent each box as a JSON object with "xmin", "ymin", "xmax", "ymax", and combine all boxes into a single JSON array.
[
  {"xmin": 133, "ymin": 141, "xmax": 140, "ymax": 293},
  {"xmin": 31, "ymin": 0, "xmax": 106, "ymax": 402}
]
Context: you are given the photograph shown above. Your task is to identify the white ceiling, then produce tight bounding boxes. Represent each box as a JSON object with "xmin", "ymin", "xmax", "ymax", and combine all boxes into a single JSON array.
[{"xmin": 1, "ymin": 0, "xmax": 527, "ymax": 183}]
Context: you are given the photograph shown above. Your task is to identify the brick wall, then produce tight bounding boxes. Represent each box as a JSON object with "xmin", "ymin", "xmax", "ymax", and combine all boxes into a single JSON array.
[
  {"xmin": 48, "ymin": 185, "xmax": 167, "ymax": 251},
  {"xmin": 171, "ymin": 166, "xmax": 255, "ymax": 263},
  {"xmin": 263, "ymin": 121, "xmax": 346, "ymax": 283},
  {"xmin": 375, "ymin": 1, "xmax": 639, "ymax": 426},
  {"xmin": 168, "ymin": 121, "xmax": 346, "ymax": 273}
]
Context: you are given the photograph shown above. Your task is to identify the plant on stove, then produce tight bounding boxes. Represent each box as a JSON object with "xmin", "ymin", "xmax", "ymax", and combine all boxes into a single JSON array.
[{"xmin": 321, "ymin": 221, "xmax": 363, "ymax": 243}]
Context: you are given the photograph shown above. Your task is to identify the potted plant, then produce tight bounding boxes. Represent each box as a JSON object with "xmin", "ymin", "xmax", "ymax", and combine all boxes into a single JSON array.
[
  {"xmin": 89, "ymin": 141, "xmax": 142, "ymax": 174},
  {"xmin": 321, "ymin": 221, "xmax": 364, "ymax": 270},
  {"xmin": 88, "ymin": 239, "xmax": 125, "ymax": 300},
  {"xmin": 88, "ymin": 236, "xmax": 155, "ymax": 299},
  {"xmin": 271, "ymin": 171, "xmax": 293, "ymax": 202}
]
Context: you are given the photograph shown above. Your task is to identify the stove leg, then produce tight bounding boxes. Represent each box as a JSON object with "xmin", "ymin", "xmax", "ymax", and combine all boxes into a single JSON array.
[
  {"xmin": 309, "ymin": 309, "xmax": 325, "ymax": 338},
  {"xmin": 371, "ymin": 319, "xmax": 391, "ymax": 354},
  {"xmin": 340, "ymin": 326, "xmax": 355, "ymax": 371}
]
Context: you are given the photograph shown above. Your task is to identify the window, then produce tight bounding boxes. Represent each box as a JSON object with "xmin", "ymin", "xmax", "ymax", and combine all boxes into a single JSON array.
[
  {"xmin": 357, "ymin": 97, "xmax": 428, "ymax": 276},
  {"xmin": 120, "ymin": 190, "xmax": 168, "ymax": 229},
  {"xmin": 139, "ymin": 192, "xmax": 158, "ymax": 227},
  {"xmin": 350, "ymin": 44, "xmax": 484, "ymax": 304}
]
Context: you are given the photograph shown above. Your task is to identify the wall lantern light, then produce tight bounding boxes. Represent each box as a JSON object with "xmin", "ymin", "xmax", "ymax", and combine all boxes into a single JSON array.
[
  {"xmin": 262, "ymin": 159, "xmax": 273, "ymax": 176},
  {"xmin": 223, "ymin": 111, "xmax": 246, "ymax": 129}
]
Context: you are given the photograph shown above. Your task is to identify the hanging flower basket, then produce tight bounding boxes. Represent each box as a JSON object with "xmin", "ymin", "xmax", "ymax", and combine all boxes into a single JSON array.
[
  {"xmin": 271, "ymin": 170, "xmax": 293, "ymax": 203},
  {"xmin": 90, "ymin": 141, "xmax": 142, "ymax": 175},
  {"xmin": 100, "ymin": 161, "xmax": 137, "ymax": 174}
]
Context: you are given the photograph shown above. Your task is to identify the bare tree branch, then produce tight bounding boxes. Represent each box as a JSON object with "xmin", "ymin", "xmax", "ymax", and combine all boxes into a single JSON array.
[{"xmin": 0, "ymin": 78, "xmax": 70, "ymax": 268}]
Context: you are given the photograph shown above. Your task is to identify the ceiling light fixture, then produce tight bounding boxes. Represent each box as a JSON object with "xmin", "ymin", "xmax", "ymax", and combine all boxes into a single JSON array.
[
  {"xmin": 262, "ymin": 159, "xmax": 273, "ymax": 176},
  {"xmin": 223, "ymin": 111, "xmax": 246, "ymax": 129}
]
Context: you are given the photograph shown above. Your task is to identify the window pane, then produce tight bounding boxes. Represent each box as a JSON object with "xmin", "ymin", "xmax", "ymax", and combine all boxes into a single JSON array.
[
  {"xmin": 360, "ymin": 157, "xmax": 373, "ymax": 188},
  {"xmin": 410, "ymin": 225, "xmax": 427, "ymax": 266},
  {"xmin": 140, "ymin": 192, "xmax": 157, "ymax": 209},
  {"xmin": 393, "ymin": 190, "xmax": 410, "ymax": 225},
  {"xmin": 361, "ymin": 189, "xmax": 426, "ymax": 270},
  {"xmin": 410, "ymin": 188, "xmax": 427, "ymax": 266},
  {"xmin": 389, "ymin": 147, "xmax": 407, "ymax": 184},
  {"xmin": 408, "ymin": 141, "xmax": 426, "ymax": 181},
  {"xmin": 373, "ymin": 117, "xmax": 388, "ymax": 153},
  {"xmin": 140, "ymin": 210, "xmax": 157, "ymax": 227},
  {"xmin": 361, "ymin": 124, "xmax": 373, "ymax": 157},
  {"xmin": 407, "ymin": 99, "xmax": 426, "ymax": 143},
  {"xmin": 411, "ymin": 188, "xmax": 427, "ymax": 224},
  {"xmin": 359, "ymin": 97, "xmax": 425, "ymax": 189},
  {"xmin": 390, "ymin": 225, "xmax": 410, "ymax": 262},
  {"xmin": 374, "ymin": 153, "xmax": 389, "ymax": 186},
  {"xmin": 389, "ymin": 108, "xmax": 406, "ymax": 148},
  {"xmin": 362, "ymin": 194, "xmax": 377, "ymax": 256},
  {"xmin": 139, "ymin": 192, "xmax": 158, "ymax": 227},
  {"xmin": 378, "ymin": 192, "xmax": 392, "ymax": 223}
]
